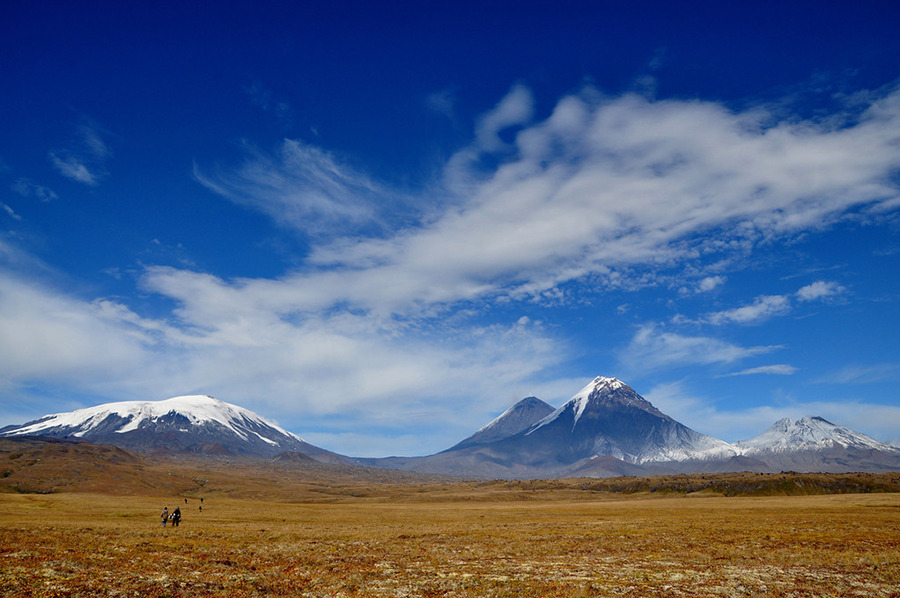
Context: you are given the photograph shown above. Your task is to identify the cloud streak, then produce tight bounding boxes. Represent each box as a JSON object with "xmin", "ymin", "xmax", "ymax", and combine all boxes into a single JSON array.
[
  {"xmin": 719, "ymin": 364, "xmax": 798, "ymax": 377},
  {"xmin": 621, "ymin": 324, "xmax": 779, "ymax": 371},
  {"xmin": 194, "ymin": 139, "xmax": 399, "ymax": 236},
  {"xmin": 48, "ymin": 120, "xmax": 111, "ymax": 186}
]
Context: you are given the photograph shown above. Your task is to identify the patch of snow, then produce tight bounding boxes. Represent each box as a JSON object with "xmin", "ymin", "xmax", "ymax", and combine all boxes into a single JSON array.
[{"xmin": 637, "ymin": 436, "xmax": 738, "ymax": 464}]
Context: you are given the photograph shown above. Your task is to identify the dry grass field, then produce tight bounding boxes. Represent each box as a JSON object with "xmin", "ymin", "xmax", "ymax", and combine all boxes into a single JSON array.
[{"xmin": 2, "ymin": 487, "xmax": 899, "ymax": 597}]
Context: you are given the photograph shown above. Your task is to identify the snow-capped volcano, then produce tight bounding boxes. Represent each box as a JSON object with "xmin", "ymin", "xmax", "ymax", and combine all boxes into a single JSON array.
[
  {"xmin": 0, "ymin": 395, "xmax": 335, "ymax": 460},
  {"xmin": 736, "ymin": 416, "xmax": 897, "ymax": 454},
  {"xmin": 368, "ymin": 376, "xmax": 745, "ymax": 479},
  {"xmin": 522, "ymin": 376, "xmax": 736, "ymax": 464},
  {"xmin": 730, "ymin": 416, "xmax": 900, "ymax": 472}
]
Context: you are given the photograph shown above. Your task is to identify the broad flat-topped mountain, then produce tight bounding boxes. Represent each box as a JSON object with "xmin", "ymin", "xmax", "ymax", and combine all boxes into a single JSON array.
[
  {"xmin": 0, "ymin": 395, "xmax": 342, "ymax": 461},
  {"xmin": 734, "ymin": 416, "xmax": 900, "ymax": 473},
  {"xmin": 3, "ymin": 379, "xmax": 899, "ymax": 478}
]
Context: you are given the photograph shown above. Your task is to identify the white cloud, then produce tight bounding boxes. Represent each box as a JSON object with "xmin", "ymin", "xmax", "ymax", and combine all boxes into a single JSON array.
[
  {"xmin": 0, "ymin": 272, "xmax": 156, "ymax": 386},
  {"xmin": 326, "ymin": 86, "xmax": 900, "ymax": 310},
  {"xmin": 50, "ymin": 153, "xmax": 98, "ymax": 185},
  {"xmin": 697, "ymin": 275, "xmax": 725, "ymax": 292},
  {"xmin": 0, "ymin": 263, "xmax": 567, "ymax": 455},
  {"xmin": 704, "ymin": 279, "xmax": 847, "ymax": 326},
  {"xmin": 719, "ymin": 364, "xmax": 798, "ymax": 377},
  {"xmin": 796, "ymin": 280, "xmax": 846, "ymax": 301},
  {"xmin": 474, "ymin": 84, "xmax": 534, "ymax": 152},
  {"xmin": 620, "ymin": 324, "xmax": 778, "ymax": 371},
  {"xmin": 707, "ymin": 294, "xmax": 792, "ymax": 325}
]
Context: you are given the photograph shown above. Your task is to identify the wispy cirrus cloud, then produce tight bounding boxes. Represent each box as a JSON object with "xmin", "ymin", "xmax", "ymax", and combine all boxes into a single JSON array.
[
  {"xmin": 11, "ymin": 178, "xmax": 58, "ymax": 202},
  {"xmin": 1, "ymin": 204, "xmax": 21, "ymax": 221},
  {"xmin": 620, "ymin": 324, "xmax": 779, "ymax": 372},
  {"xmin": 719, "ymin": 364, "xmax": 798, "ymax": 377},
  {"xmin": 245, "ymin": 81, "xmax": 295, "ymax": 129},
  {"xmin": 50, "ymin": 154, "xmax": 98, "ymax": 185},
  {"xmin": 49, "ymin": 120, "xmax": 112, "ymax": 186},
  {"xmin": 818, "ymin": 362, "xmax": 900, "ymax": 384},
  {"xmin": 193, "ymin": 139, "xmax": 399, "ymax": 237}
]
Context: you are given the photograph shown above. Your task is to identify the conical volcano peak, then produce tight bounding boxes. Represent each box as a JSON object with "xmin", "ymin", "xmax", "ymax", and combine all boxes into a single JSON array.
[
  {"xmin": 589, "ymin": 376, "xmax": 626, "ymax": 390},
  {"xmin": 523, "ymin": 375, "xmax": 734, "ymax": 464},
  {"xmin": 576, "ymin": 376, "xmax": 664, "ymax": 416}
]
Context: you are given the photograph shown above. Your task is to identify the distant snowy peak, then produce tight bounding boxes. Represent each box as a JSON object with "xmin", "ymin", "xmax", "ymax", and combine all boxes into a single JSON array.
[
  {"xmin": 736, "ymin": 416, "xmax": 899, "ymax": 454},
  {"xmin": 6, "ymin": 395, "xmax": 302, "ymax": 443},
  {"xmin": 0, "ymin": 395, "xmax": 323, "ymax": 459}
]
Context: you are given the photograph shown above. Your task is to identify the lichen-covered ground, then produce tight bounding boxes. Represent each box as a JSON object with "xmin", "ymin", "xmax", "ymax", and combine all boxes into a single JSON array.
[{"xmin": 2, "ymin": 491, "xmax": 898, "ymax": 597}]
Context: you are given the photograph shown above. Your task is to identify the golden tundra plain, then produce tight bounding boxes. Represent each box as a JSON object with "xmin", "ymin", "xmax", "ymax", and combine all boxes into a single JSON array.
[{"xmin": 1, "ymin": 440, "xmax": 899, "ymax": 597}]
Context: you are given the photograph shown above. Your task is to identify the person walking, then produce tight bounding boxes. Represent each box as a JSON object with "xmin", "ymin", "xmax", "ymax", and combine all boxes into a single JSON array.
[
  {"xmin": 172, "ymin": 507, "xmax": 181, "ymax": 527},
  {"xmin": 160, "ymin": 507, "xmax": 169, "ymax": 527}
]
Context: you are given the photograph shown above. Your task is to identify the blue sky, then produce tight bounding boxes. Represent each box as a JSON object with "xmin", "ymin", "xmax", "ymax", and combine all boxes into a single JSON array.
[{"xmin": 2, "ymin": 1, "xmax": 900, "ymax": 456}]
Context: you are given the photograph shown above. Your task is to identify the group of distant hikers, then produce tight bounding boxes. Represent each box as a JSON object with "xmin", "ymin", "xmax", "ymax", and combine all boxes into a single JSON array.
[
  {"xmin": 160, "ymin": 506, "xmax": 181, "ymax": 527},
  {"xmin": 160, "ymin": 497, "xmax": 203, "ymax": 527}
]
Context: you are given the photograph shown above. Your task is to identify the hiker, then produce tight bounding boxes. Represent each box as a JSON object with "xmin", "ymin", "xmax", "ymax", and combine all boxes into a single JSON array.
[
  {"xmin": 171, "ymin": 507, "xmax": 181, "ymax": 527},
  {"xmin": 161, "ymin": 507, "xmax": 169, "ymax": 527}
]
